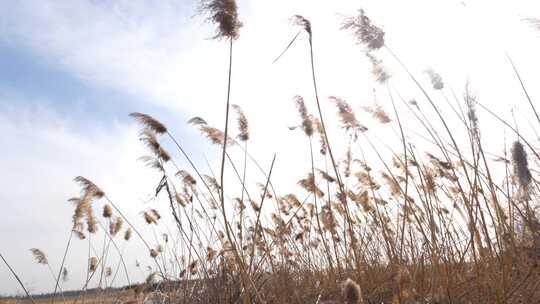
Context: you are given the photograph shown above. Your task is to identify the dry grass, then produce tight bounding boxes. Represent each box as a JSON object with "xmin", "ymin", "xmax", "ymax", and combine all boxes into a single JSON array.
[{"xmin": 3, "ymin": 4, "xmax": 540, "ymax": 304}]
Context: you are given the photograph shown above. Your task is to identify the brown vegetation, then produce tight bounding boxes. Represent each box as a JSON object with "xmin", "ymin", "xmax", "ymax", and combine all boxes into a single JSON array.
[{"xmin": 3, "ymin": 3, "xmax": 540, "ymax": 304}]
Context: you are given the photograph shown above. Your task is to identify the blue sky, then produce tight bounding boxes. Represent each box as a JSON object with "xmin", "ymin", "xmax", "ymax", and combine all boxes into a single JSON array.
[
  {"xmin": 1, "ymin": 0, "xmax": 540, "ymax": 295},
  {"xmin": 0, "ymin": 42, "xmax": 142, "ymax": 124}
]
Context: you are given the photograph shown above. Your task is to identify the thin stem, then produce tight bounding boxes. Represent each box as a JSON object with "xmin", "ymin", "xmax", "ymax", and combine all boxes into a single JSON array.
[
  {"xmin": 0, "ymin": 253, "xmax": 36, "ymax": 303},
  {"xmin": 52, "ymin": 229, "xmax": 73, "ymax": 304}
]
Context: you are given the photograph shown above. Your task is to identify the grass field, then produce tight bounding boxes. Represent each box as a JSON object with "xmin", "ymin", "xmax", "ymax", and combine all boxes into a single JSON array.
[{"xmin": 3, "ymin": 1, "xmax": 540, "ymax": 303}]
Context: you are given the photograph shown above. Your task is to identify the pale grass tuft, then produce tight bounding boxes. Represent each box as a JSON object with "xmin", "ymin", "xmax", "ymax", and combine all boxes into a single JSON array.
[
  {"xmin": 329, "ymin": 96, "xmax": 368, "ymax": 138},
  {"xmin": 294, "ymin": 95, "xmax": 313, "ymax": 137},
  {"xmin": 365, "ymin": 52, "xmax": 390, "ymax": 83},
  {"xmin": 292, "ymin": 15, "xmax": 312, "ymax": 37},
  {"xmin": 298, "ymin": 173, "xmax": 324, "ymax": 197},
  {"xmin": 89, "ymin": 257, "xmax": 98, "ymax": 272},
  {"xmin": 129, "ymin": 112, "xmax": 167, "ymax": 134},
  {"xmin": 342, "ymin": 278, "xmax": 363, "ymax": 304},
  {"xmin": 512, "ymin": 141, "xmax": 532, "ymax": 190},
  {"xmin": 124, "ymin": 227, "xmax": 132, "ymax": 241},
  {"xmin": 62, "ymin": 267, "xmax": 68, "ymax": 282},
  {"xmin": 425, "ymin": 68, "xmax": 444, "ymax": 90},
  {"xmin": 103, "ymin": 204, "xmax": 113, "ymax": 218},
  {"xmin": 200, "ymin": 0, "xmax": 242, "ymax": 40},
  {"xmin": 342, "ymin": 9, "xmax": 385, "ymax": 51},
  {"xmin": 232, "ymin": 104, "xmax": 249, "ymax": 141},
  {"xmin": 29, "ymin": 248, "xmax": 48, "ymax": 265}
]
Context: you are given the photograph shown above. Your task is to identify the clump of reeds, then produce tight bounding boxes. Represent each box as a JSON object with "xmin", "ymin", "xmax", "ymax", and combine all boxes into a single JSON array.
[{"xmin": 20, "ymin": 3, "xmax": 540, "ymax": 304}]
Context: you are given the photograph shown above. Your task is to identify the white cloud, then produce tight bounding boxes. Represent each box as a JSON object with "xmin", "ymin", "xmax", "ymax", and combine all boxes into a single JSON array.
[{"xmin": 0, "ymin": 99, "xmax": 168, "ymax": 293}]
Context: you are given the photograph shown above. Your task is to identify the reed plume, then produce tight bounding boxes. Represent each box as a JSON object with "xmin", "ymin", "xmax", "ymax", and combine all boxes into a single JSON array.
[
  {"xmin": 298, "ymin": 173, "xmax": 324, "ymax": 197},
  {"xmin": 425, "ymin": 68, "xmax": 444, "ymax": 90},
  {"xmin": 365, "ymin": 52, "xmax": 390, "ymax": 83},
  {"xmin": 342, "ymin": 9, "xmax": 385, "ymax": 51},
  {"xmin": 143, "ymin": 211, "xmax": 157, "ymax": 225},
  {"xmin": 70, "ymin": 177, "xmax": 103, "ymax": 234},
  {"xmin": 292, "ymin": 15, "xmax": 312, "ymax": 38},
  {"xmin": 138, "ymin": 129, "xmax": 171, "ymax": 162},
  {"xmin": 188, "ymin": 117, "xmax": 237, "ymax": 146},
  {"xmin": 74, "ymin": 176, "xmax": 104, "ymax": 198},
  {"xmin": 294, "ymin": 95, "xmax": 313, "ymax": 136},
  {"xmin": 361, "ymin": 104, "xmax": 391, "ymax": 124},
  {"xmin": 317, "ymin": 169, "xmax": 336, "ymax": 183},
  {"xmin": 329, "ymin": 96, "xmax": 367, "ymax": 137},
  {"xmin": 512, "ymin": 141, "xmax": 532, "ymax": 189},
  {"xmin": 103, "ymin": 204, "xmax": 112, "ymax": 218},
  {"xmin": 150, "ymin": 209, "xmax": 161, "ymax": 221},
  {"xmin": 62, "ymin": 267, "xmax": 68, "ymax": 282},
  {"xmin": 89, "ymin": 257, "xmax": 98, "ymax": 272},
  {"xmin": 176, "ymin": 170, "xmax": 197, "ymax": 186},
  {"xmin": 29, "ymin": 248, "xmax": 48, "ymax": 265},
  {"xmin": 232, "ymin": 104, "xmax": 249, "ymax": 141},
  {"xmin": 124, "ymin": 228, "xmax": 132, "ymax": 241},
  {"xmin": 129, "ymin": 113, "xmax": 167, "ymax": 134},
  {"xmin": 310, "ymin": 115, "xmax": 327, "ymax": 155},
  {"xmin": 200, "ymin": 0, "xmax": 242, "ymax": 40},
  {"xmin": 342, "ymin": 278, "xmax": 363, "ymax": 304},
  {"xmin": 110, "ymin": 217, "xmax": 123, "ymax": 236}
]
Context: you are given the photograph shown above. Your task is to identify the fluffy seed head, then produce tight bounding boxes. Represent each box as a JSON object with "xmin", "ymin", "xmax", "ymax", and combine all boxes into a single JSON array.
[
  {"xmin": 189, "ymin": 118, "xmax": 237, "ymax": 146},
  {"xmin": 298, "ymin": 173, "xmax": 324, "ymax": 197},
  {"xmin": 73, "ymin": 228, "xmax": 86, "ymax": 240},
  {"xmin": 86, "ymin": 205, "xmax": 98, "ymax": 234},
  {"xmin": 311, "ymin": 116, "xmax": 327, "ymax": 155},
  {"xmin": 62, "ymin": 267, "xmax": 68, "ymax": 282},
  {"xmin": 30, "ymin": 248, "xmax": 48, "ymax": 265},
  {"xmin": 294, "ymin": 95, "xmax": 313, "ymax": 136},
  {"xmin": 129, "ymin": 112, "xmax": 167, "ymax": 134},
  {"xmin": 177, "ymin": 170, "xmax": 197, "ymax": 186},
  {"xmin": 232, "ymin": 104, "xmax": 249, "ymax": 141},
  {"xmin": 200, "ymin": 0, "xmax": 242, "ymax": 40},
  {"xmin": 203, "ymin": 174, "xmax": 221, "ymax": 193},
  {"xmin": 361, "ymin": 104, "xmax": 391, "ymax": 124},
  {"xmin": 330, "ymin": 96, "xmax": 367, "ymax": 138},
  {"xmin": 425, "ymin": 68, "xmax": 444, "ymax": 90},
  {"xmin": 292, "ymin": 15, "xmax": 312, "ymax": 37},
  {"xmin": 103, "ymin": 204, "xmax": 112, "ymax": 218},
  {"xmin": 139, "ymin": 129, "xmax": 171, "ymax": 162},
  {"xmin": 124, "ymin": 228, "xmax": 132, "ymax": 241},
  {"xmin": 110, "ymin": 217, "xmax": 123, "ymax": 236},
  {"xmin": 143, "ymin": 211, "xmax": 157, "ymax": 225},
  {"xmin": 342, "ymin": 9, "xmax": 385, "ymax": 51},
  {"xmin": 74, "ymin": 177, "xmax": 104, "ymax": 198},
  {"xmin": 512, "ymin": 141, "xmax": 532, "ymax": 189},
  {"xmin": 365, "ymin": 52, "xmax": 390, "ymax": 83},
  {"xmin": 342, "ymin": 278, "xmax": 363, "ymax": 304},
  {"xmin": 89, "ymin": 257, "xmax": 98, "ymax": 272},
  {"xmin": 150, "ymin": 209, "xmax": 161, "ymax": 220}
]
